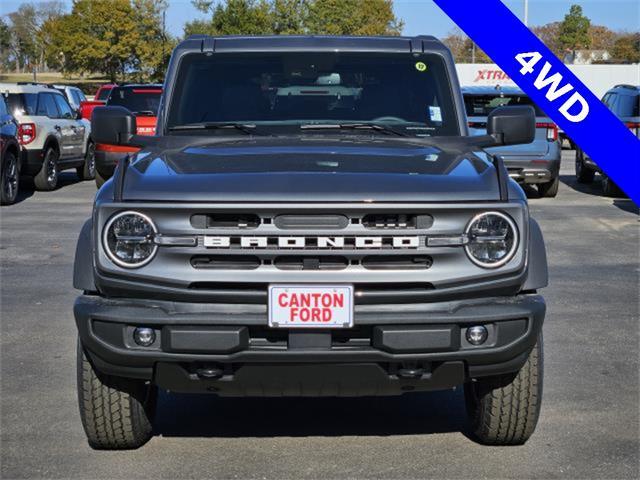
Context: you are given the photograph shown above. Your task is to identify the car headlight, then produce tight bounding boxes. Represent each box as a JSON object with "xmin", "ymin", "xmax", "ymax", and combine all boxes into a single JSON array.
[
  {"xmin": 464, "ymin": 211, "xmax": 518, "ymax": 268},
  {"xmin": 103, "ymin": 211, "xmax": 157, "ymax": 268}
]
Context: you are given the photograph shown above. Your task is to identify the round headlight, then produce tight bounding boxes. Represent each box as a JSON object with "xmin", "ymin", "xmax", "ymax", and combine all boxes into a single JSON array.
[
  {"xmin": 103, "ymin": 211, "xmax": 157, "ymax": 268},
  {"xmin": 464, "ymin": 212, "xmax": 518, "ymax": 268}
]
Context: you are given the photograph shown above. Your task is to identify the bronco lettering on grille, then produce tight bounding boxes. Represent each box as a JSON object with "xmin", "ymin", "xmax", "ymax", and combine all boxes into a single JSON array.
[{"xmin": 203, "ymin": 236, "xmax": 420, "ymax": 249}]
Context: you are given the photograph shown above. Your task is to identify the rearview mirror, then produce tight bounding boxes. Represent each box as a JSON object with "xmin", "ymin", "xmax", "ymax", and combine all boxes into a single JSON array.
[
  {"xmin": 487, "ymin": 105, "xmax": 535, "ymax": 146},
  {"xmin": 91, "ymin": 106, "xmax": 137, "ymax": 146}
]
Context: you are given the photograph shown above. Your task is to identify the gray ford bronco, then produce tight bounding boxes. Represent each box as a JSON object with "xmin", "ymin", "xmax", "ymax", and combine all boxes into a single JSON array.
[{"xmin": 74, "ymin": 35, "xmax": 547, "ymax": 449}]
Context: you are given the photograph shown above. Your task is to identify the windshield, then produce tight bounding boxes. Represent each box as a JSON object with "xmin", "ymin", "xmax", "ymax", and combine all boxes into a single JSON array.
[
  {"xmin": 464, "ymin": 93, "xmax": 546, "ymax": 117},
  {"xmin": 167, "ymin": 52, "xmax": 459, "ymax": 136},
  {"xmin": 107, "ymin": 87, "xmax": 161, "ymax": 115},
  {"xmin": 96, "ymin": 87, "xmax": 113, "ymax": 101}
]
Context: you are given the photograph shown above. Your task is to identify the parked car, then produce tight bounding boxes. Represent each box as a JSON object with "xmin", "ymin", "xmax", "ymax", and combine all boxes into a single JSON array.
[
  {"xmin": 94, "ymin": 84, "xmax": 161, "ymax": 187},
  {"xmin": 0, "ymin": 93, "xmax": 21, "ymax": 204},
  {"xmin": 575, "ymin": 84, "xmax": 639, "ymax": 197},
  {"xmin": 463, "ymin": 86, "xmax": 562, "ymax": 197},
  {"xmin": 51, "ymin": 84, "xmax": 87, "ymax": 114},
  {"xmin": 1, "ymin": 83, "xmax": 95, "ymax": 190},
  {"xmin": 79, "ymin": 83, "xmax": 117, "ymax": 120},
  {"xmin": 76, "ymin": 35, "xmax": 548, "ymax": 449}
]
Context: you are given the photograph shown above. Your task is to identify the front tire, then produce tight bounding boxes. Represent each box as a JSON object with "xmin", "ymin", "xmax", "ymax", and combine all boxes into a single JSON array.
[
  {"xmin": 575, "ymin": 150, "xmax": 595, "ymax": 184},
  {"xmin": 77, "ymin": 142, "xmax": 96, "ymax": 181},
  {"xmin": 537, "ymin": 176, "xmax": 559, "ymax": 198},
  {"xmin": 601, "ymin": 175, "xmax": 624, "ymax": 198},
  {"xmin": 465, "ymin": 333, "xmax": 543, "ymax": 445},
  {"xmin": 1, "ymin": 150, "xmax": 19, "ymax": 205},
  {"xmin": 77, "ymin": 338, "xmax": 157, "ymax": 449},
  {"xmin": 33, "ymin": 147, "xmax": 59, "ymax": 191}
]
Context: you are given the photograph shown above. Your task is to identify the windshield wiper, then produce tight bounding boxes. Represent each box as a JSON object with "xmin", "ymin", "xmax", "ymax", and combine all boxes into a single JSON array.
[
  {"xmin": 300, "ymin": 123, "xmax": 409, "ymax": 137},
  {"xmin": 168, "ymin": 122, "xmax": 257, "ymax": 135}
]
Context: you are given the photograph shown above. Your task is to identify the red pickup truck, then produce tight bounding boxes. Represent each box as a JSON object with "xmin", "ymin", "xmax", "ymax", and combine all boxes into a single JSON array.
[
  {"xmin": 78, "ymin": 84, "xmax": 117, "ymax": 120},
  {"xmin": 94, "ymin": 84, "xmax": 162, "ymax": 186}
]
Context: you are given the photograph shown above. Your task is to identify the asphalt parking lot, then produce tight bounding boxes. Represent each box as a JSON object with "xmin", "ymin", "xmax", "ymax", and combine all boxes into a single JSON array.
[{"xmin": 1, "ymin": 150, "xmax": 638, "ymax": 479}]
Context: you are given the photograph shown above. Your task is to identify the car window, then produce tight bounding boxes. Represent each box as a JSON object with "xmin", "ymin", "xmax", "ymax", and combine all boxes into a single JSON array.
[
  {"xmin": 168, "ymin": 52, "xmax": 460, "ymax": 136},
  {"xmin": 6, "ymin": 93, "xmax": 38, "ymax": 116},
  {"xmin": 601, "ymin": 93, "xmax": 611, "ymax": 105},
  {"xmin": 53, "ymin": 93, "xmax": 74, "ymax": 119},
  {"xmin": 605, "ymin": 93, "xmax": 619, "ymax": 113},
  {"xmin": 107, "ymin": 87, "xmax": 162, "ymax": 115},
  {"xmin": 37, "ymin": 93, "xmax": 60, "ymax": 118},
  {"xmin": 96, "ymin": 87, "xmax": 112, "ymax": 101},
  {"xmin": 0, "ymin": 96, "xmax": 7, "ymax": 116},
  {"xmin": 463, "ymin": 94, "xmax": 546, "ymax": 117},
  {"xmin": 616, "ymin": 93, "xmax": 639, "ymax": 117},
  {"xmin": 72, "ymin": 89, "xmax": 86, "ymax": 104}
]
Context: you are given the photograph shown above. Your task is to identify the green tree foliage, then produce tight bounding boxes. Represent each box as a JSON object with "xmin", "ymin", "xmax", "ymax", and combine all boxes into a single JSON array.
[
  {"xmin": 611, "ymin": 33, "xmax": 640, "ymax": 63},
  {"xmin": 43, "ymin": 0, "xmax": 174, "ymax": 82},
  {"xmin": 558, "ymin": 4, "xmax": 591, "ymax": 52},
  {"xmin": 185, "ymin": 0, "xmax": 402, "ymax": 37}
]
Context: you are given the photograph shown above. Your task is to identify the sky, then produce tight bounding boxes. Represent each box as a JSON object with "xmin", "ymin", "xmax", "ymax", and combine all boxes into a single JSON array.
[{"xmin": 2, "ymin": 0, "xmax": 639, "ymax": 38}]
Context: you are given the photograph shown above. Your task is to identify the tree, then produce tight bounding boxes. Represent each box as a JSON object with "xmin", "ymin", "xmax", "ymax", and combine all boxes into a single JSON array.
[
  {"xmin": 44, "ymin": 0, "xmax": 173, "ymax": 82},
  {"xmin": 442, "ymin": 29, "xmax": 491, "ymax": 63},
  {"xmin": 558, "ymin": 4, "xmax": 591, "ymax": 54},
  {"xmin": 185, "ymin": 0, "xmax": 403, "ymax": 37},
  {"xmin": 0, "ymin": 18, "xmax": 12, "ymax": 71},
  {"xmin": 588, "ymin": 25, "xmax": 616, "ymax": 52},
  {"xmin": 304, "ymin": 0, "xmax": 402, "ymax": 36},
  {"xmin": 611, "ymin": 33, "xmax": 640, "ymax": 63},
  {"xmin": 532, "ymin": 22, "xmax": 562, "ymax": 58}
]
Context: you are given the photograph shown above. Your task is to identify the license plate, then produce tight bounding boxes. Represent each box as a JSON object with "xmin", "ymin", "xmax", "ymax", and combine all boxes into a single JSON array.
[{"xmin": 268, "ymin": 285, "xmax": 354, "ymax": 328}]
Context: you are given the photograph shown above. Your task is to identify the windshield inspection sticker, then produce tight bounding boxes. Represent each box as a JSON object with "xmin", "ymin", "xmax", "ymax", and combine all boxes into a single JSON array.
[
  {"xmin": 415, "ymin": 61, "xmax": 427, "ymax": 72},
  {"xmin": 429, "ymin": 106, "xmax": 442, "ymax": 123}
]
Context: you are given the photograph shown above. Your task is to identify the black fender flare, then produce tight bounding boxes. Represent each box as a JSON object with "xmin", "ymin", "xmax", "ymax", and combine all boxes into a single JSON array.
[
  {"xmin": 73, "ymin": 218, "xmax": 97, "ymax": 292},
  {"xmin": 523, "ymin": 217, "xmax": 548, "ymax": 291},
  {"xmin": 43, "ymin": 135, "xmax": 60, "ymax": 156}
]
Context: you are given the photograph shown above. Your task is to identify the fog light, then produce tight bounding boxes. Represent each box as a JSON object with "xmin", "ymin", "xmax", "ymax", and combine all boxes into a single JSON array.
[
  {"xmin": 133, "ymin": 327, "xmax": 156, "ymax": 347},
  {"xmin": 466, "ymin": 325, "xmax": 488, "ymax": 345}
]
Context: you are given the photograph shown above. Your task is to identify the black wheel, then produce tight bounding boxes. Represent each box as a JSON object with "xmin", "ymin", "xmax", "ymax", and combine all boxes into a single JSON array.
[
  {"xmin": 575, "ymin": 150, "xmax": 595, "ymax": 184},
  {"xmin": 465, "ymin": 333, "xmax": 543, "ymax": 445},
  {"xmin": 33, "ymin": 147, "xmax": 59, "ymax": 191},
  {"xmin": 95, "ymin": 169, "xmax": 107, "ymax": 188},
  {"xmin": 1, "ymin": 150, "xmax": 19, "ymax": 205},
  {"xmin": 77, "ymin": 338, "xmax": 156, "ymax": 449},
  {"xmin": 77, "ymin": 142, "xmax": 96, "ymax": 181},
  {"xmin": 602, "ymin": 175, "xmax": 624, "ymax": 198},
  {"xmin": 537, "ymin": 176, "xmax": 559, "ymax": 198}
]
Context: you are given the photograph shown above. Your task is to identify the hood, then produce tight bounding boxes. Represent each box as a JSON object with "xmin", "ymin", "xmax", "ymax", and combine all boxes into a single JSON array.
[{"xmin": 121, "ymin": 137, "xmax": 501, "ymax": 202}]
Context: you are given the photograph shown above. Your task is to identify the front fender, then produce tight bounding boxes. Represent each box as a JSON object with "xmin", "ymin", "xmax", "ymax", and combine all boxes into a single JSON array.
[
  {"xmin": 523, "ymin": 217, "xmax": 548, "ymax": 290},
  {"xmin": 73, "ymin": 218, "xmax": 96, "ymax": 292}
]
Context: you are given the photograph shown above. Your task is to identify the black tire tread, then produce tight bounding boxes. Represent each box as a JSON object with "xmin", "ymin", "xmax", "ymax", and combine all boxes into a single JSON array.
[
  {"xmin": 77, "ymin": 339, "xmax": 155, "ymax": 449},
  {"xmin": 575, "ymin": 150, "xmax": 595, "ymax": 184},
  {"xmin": 466, "ymin": 334, "xmax": 543, "ymax": 445},
  {"xmin": 537, "ymin": 177, "xmax": 559, "ymax": 198},
  {"xmin": 34, "ymin": 148, "xmax": 58, "ymax": 191}
]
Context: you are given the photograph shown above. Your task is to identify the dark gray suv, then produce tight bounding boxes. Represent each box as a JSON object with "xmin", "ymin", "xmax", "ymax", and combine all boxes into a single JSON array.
[
  {"xmin": 575, "ymin": 84, "xmax": 639, "ymax": 197},
  {"xmin": 74, "ymin": 35, "xmax": 548, "ymax": 449}
]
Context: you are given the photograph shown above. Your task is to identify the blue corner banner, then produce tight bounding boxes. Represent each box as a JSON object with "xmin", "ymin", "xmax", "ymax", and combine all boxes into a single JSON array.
[{"xmin": 433, "ymin": 0, "xmax": 640, "ymax": 204}]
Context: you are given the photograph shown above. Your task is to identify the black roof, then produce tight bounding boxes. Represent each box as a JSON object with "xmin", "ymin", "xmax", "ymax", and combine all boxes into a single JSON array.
[{"xmin": 178, "ymin": 34, "xmax": 445, "ymax": 54}]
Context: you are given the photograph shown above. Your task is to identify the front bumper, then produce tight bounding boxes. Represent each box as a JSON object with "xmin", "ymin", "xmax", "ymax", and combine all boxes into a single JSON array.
[{"xmin": 75, "ymin": 293, "xmax": 545, "ymax": 396}]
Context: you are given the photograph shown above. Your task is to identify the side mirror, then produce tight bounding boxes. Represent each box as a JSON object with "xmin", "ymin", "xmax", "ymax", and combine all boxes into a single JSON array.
[
  {"xmin": 75, "ymin": 109, "xmax": 82, "ymax": 120},
  {"xmin": 487, "ymin": 105, "xmax": 535, "ymax": 146},
  {"xmin": 91, "ymin": 106, "xmax": 137, "ymax": 146}
]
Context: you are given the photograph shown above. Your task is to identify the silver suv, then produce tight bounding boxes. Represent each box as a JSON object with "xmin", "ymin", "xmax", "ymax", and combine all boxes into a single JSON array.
[
  {"xmin": 463, "ymin": 86, "xmax": 562, "ymax": 198},
  {"xmin": 1, "ymin": 83, "xmax": 95, "ymax": 190},
  {"xmin": 575, "ymin": 84, "xmax": 639, "ymax": 197}
]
